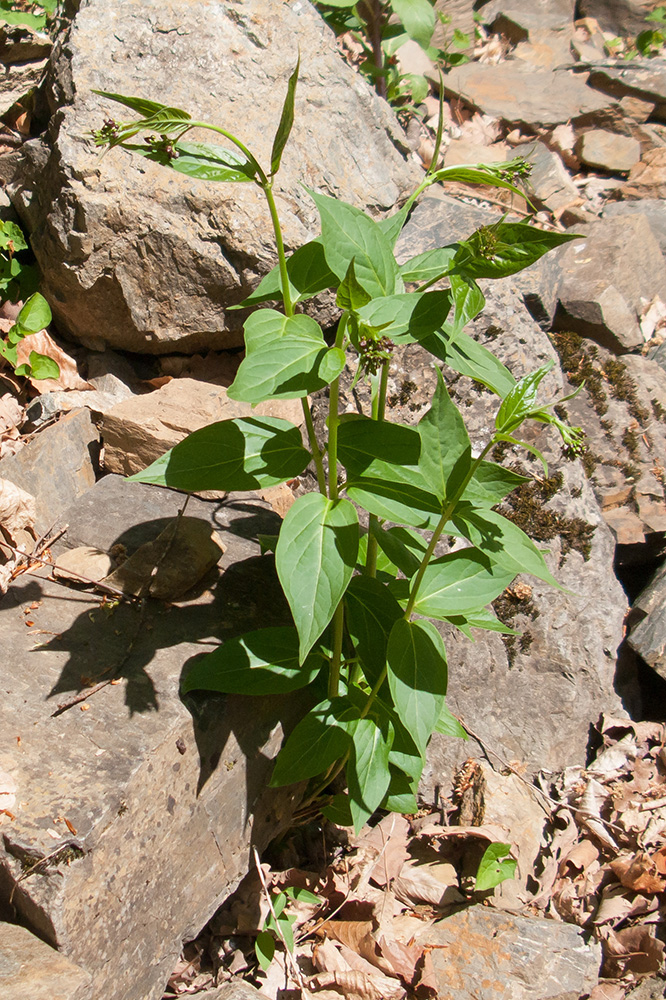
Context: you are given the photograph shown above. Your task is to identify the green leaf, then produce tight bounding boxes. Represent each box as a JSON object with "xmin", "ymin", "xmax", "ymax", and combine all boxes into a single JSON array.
[
  {"xmin": 495, "ymin": 361, "xmax": 554, "ymax": 434},
  {"xmin": 348, "ymin": 717, "xmax": 394, "ymax": 832},
  {"xmin": 255, "ymin": 930, "xmax": 275, "ymax": 971},
  {"xmin": 392, "ymin": 0, "xmax": 436, "ymax": 47},
  {"xmin": 337, "ymin": 258, "xmax": 371, "ymax": 312},
  {"xmin": 451, "ymin": 506, "xmax": 560, "ymax": 588},
  {"xmin": 228, "ymin": 310, "xmax": 332, "ymax": 403},
  {"xmin": 271, "ymin": 56, "xmax": 300, "ymax": 175},
  {"xmin": 344, "ymin": 576, "xmax": 403, "ymax": 687},
  {"xmin": 449, "ymin": 273, "xmax": 485, "ymax": 334},
  {"xmin": 378, "ymin": 203, "xmax": 412, "ymax": 248},
  {"xmin": 418, "ymin": 369, "xmax": 471, "ymax": 501},
  {"xmin": 0, "ymin": 8, "xmax": 46, "ymax": 29},
  {"xmin": 270, "ymin": 697, "xmax": 353, "ymax": 785},
  {"xmin": 494, "ymin": 432, "xmax": 548, "ymax": 474},
  {"xmin": 453, "ymin": 223, "xmax": 580, "ymax": 280},
  {"xmin": 338, "ymin": 415, "xmax": 422, "ymax": 478},
  {"xmin": 413, "ymin": 550, "xmax": 515, "ymax": 619},
  {"xmin": 346, "ymin": 476, "xmax": 442, "ymax": 530},
  {"xmin": 462, "ymin": 461, "xmax": 529, "ymax": 507},
  {"xmin": 387, "ymin": 618, "xmax": 447, "ymax": 756},
  {"xmin": 371, "ymin": 524, "xmax": 427, "ymax": 579},
  {"xmin": 319, "ymin": 346, "xmax": 346, "ymax": 383},
  {"xmin": 321, "ymin": 792, "xmax": 354, "ymax": 826},
  {"xmin": 0, "ymin": 221, "xmax": 27, "ymax": 252},
  {"xmin": 182, "ymin": 627, "xmax": 326, "ymax": 695},
  {"xmin": 420, "ymin": 328, "xmax": 515, "ymax": 397},
  {"xmin": 475, "ymin": 842, "xmax": 517, "ymax": 891},
  {"xmin": 382, "ymin": 767, "xmax": 418, "ymax": 814},
  {"xmin": 444, "ymin": 608, "xmax": 520, "ymax": 639},
  {"xmin": 94, "ymin": 90, "xmax": 175, "ymax": 118},
  {"xmin": 357, "ymin": 290, "xmax": 451, "ymax": 344},
  {"xmin": 235, "ymin": 239, "xmax": 337, "ymax": 308},
  {"xmin": 128, "ymin": 416, "xmax": 310, "ymax": 491},
  {"xmin": 399, "ymin": 246, "xmax": 457, "ymax": 283},
  {"xmin": 432, "ymin": 165, "xmax": 530, "ymax": 201},
  {"xmin": 435, "ymin": 701, "xmax": 468, "ymax": 738},
  {"xmin": 125, "ymin": 139, "xmax": 256, "ymax": 183},
  {"xmin": 16, "ymin": 293, "xmax": 51, "ymax": 334},
  {"xmin": 276, "ymin": 493, "xmax": 358, "ymax": 662},
  {"xmin": 308, "ymin": 189, "xmax": 399, "ymax": 297},
  {"xmin": 26, "ymin": 352, "xmax": 60, "ymax": 380}
]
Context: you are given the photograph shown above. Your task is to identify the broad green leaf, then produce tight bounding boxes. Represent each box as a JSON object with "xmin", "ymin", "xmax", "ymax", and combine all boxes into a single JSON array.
[
  {"xmin": 321, "ymin": 792, "xmax": 354, "ymax": 826},
  {"xmin": 462, "ymin": 460, "xmax": 528, "ymax": 507},
  {"xmin": 420, "ymin": 328, "xmax": 515, "ymax": 397},
  {"xmin": 182, "ymin": 627, "xmax": 326, "ymax": 695},
  {"xmin": 344, "ymin": 576, "xmax": 403, "ymax": 687},
  {"xmin": 444, "ymin": 608, "xmax": 520, "ymax": 640},
  {"xmin": 432, "ymin": 165, "xmax": 530, "ymax": 201},
  {"xmin": 435, "ymin": 701, "xmax": 468, "ymax": 738},
  {"xmin": 348, "ymin": 717, "xmax": 394, "ymax": 831},
  {"xmin": 382, "ymin": 767, "xmax": 418, "ymax": 814},
  {"xmin": 319, "ymin": 346, "xmax": 346, "ymax": 383},
  {"xmin": 494, "ymin": 432, "xmax": 549, "ymax": 474},
  {"xmin": 123, "ymin": 140, "xmax": 256, "ymax": 183},
  {"xmin": 378, "ymin": 203, "xmax": 411, "ymax": 248},
  {"xmin": 271, "ymin": 56, "xmax": 300, "ymax": 175},
  {"xmin": 387, "ymin": 618, "xmax": 447, "ymax": 755},
  {"xmin": 413, "ymin": 550, "xmax": 515, "ymax": 619},
  {"xmin": 94, "ymin": 90, "xmax": 174, "ymax": 118},
  {"xmin": 16, "ymin": 293, "xmax": 51, "ymax": 334},
  {"xmin": 346, "ymin": 476, "xmax": 442, "ymax": 529},
  {"xmin": 475, "ymin": 842, "xmax": 517, "ymax": 891},
  {"xmin": 26, "ymin": 352, "xmax": 60, "ymax": 380},
  {"xmin": 276, "ymin": 493, "xmax": 358, "ymax": 662},
  {"xmin": 228, "ymin": 309, "xmax": 332, "ymax": 403},
  {"xmin": 255, "ymin": 931, "xmax": 275, "ymax": 971},
  {"xmin": 0, "ymin": 221, "xmax": 27, "ymax": 252},
  {"xmin": 453, "ymin": 223, "xmax": 580, "ymax": 280},
  {"xmin": 129, "ymin": 416, "xmax": 310, "ymax": 491},
  {"xmin": 235, "ymin": 239, "xmax": 337, "ymax": 308},
  {"xmin": 357, "ymin": 290, "xmax": 451, "ymax": 343},
  {"xmin": 338, "ymin": 415, "xmax": 422, "ymax": 479},
  {"xmin": 0, "ymin": 8, "xmax": 46, "ymax": 29},
  {"xmin": 495, "ymin": 361, "xmax": 554, "ymax": 434},
  {"xmin": 392, "ymin": 0, "xmax": 436, "ymax": 47},
  {"xmin": 308, "ymin": 189, "xmax": 399, "ymax": 297},
  {"xmin": 399, "ymin": 246, "xmax": 457, "ymax": 283},
  {"xmin": 370, "ymin": 524, "xmax": 427, "ymax": 579},
  {"xmin": 357, "ymin": 531, "xmax": 400, "ymax": 578},
  {"xmin": 451, "ymin": 505, "xmax": 560, "ymax": 588},
  {"xmin": 385, "ymin": 710, "xmax": 424, "ymax": 787},
  {"xmin": 337, "ymin": 258, "xmax": 371, "ymax": 312},
  {"xmin": 418, "ymin": 369, "xmax": 471, "ymax": 501},
  {"xmin": 270, "ymin": 697, "xmax": 353, "ymax": 785},
  {"xmin": 449, "ymin": 273, "xmax": 485, "ymax": 334}
]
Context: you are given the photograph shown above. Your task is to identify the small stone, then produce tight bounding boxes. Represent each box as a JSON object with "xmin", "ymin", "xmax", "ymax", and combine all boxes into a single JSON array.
[
  {"xmin": 102, "ymin": 516, "xmax": 225, "ymax": 600},
  {"xmin": 575, "ymin": 129, "xmax": 641, "ymax": 173},
  {"xmin": 624, "ymin": 147, "xmax": 666, "ymax": 199},
  {"xmin": 0, "ymin": 921, "xmax": 93, "ymax": 1000},
  {"xmin": 53, "ymin": 546, "xmax": 114, "ymax": 585}
]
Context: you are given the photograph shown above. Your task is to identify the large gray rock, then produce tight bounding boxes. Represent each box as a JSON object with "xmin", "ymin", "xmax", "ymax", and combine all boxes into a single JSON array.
[
  {"xmin": 584, "ymin": 58, "xmax": 666, "ymax": 122},
  {"xmin": 552, "ymin": 214, "xmax": 666, "ymax": 354},
  {"xmin": 442, "ymin": 61, "xmax": 618, "ymax": 127},
  {"xmin": 416, "ymin": 907, "xmax": 601, "ymax": 1000},
  {"xmin": 0, "ymin": 921, "xmax": 93, "ymax": 1000},
  {"xmin": 579, "ymin": 0, "xmax": 665, "ymax": 39},
  {"xmin": 603, "ymin": 198, "xmax": 666, "ymax": 255},
  {"xmin": 10, "ymin": 0, "xmax": 419, "ymax": 355},
  {"xmin": 628, "ymin": 561, "xmax": 666, "ymax": 680},
  {"xmin": 0, "ymin": 476, "xmax": 301, "ymax": 1000}
]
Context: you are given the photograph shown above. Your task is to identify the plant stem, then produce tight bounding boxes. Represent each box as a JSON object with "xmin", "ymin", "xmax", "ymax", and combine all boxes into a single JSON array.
[
  {"xmin": 263, "ymin": 182, "xmax": 294, "ymax": 318},
  {"xmin": 365, "ymin": 358, "xmax": 390, "ymax": 576},
  {"xmin": 358, "ymin": 0, "xmax": 387, "ymax": 99},
  {"xmin": 328, "ymin": 600, "xmax": 345, "ymax": 699},
  {"xmin": 301, "ymin": 397, "xmax": 327, "ymax": 496},
  {"xmin": 188, "ymin": 122, "xmax": 267, "ymax": 184},
  {"xmin": 326, "ymin": 316, "xmax": 348, "ymax": 503}
]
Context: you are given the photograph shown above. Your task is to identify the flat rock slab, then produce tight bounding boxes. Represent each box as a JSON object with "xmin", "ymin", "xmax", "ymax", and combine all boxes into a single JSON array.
[
  {"xmin": 417, "ymin": 906, "xmax": 601, "ymax": 1000},
  {"xmin": 0, "ymin": 477, "xmax": 299, "ymax": 1000},
  {"xmin": 603, "ymin": 198, "xmax": 666, "ymax": 255},
  {"xmin": 628, "ymin": 561, "xmax": 666, "ymax": 680},
  {"xmin": 1, "ymin": 921, "xmax": 93, "ymax": 1000},
  {"xmin": 586, "ymin": 58, "xmax": 666, "ymax": 120},
  {"xmin": 11, "ymin": 0, "xmax": 418, "ymax": 354},
  {"xmin": 442, "ymin": 62, "xmax": 617, "ymax": 126},
  {"xmin": 0, "ymin": 409, "xmax": 99, "ymax": 533}
]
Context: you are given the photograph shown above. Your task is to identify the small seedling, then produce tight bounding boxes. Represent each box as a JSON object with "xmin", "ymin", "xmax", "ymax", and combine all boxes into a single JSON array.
[{"xmin": 475, "ymin": 841, "xmax": 517, "ymax": 892}]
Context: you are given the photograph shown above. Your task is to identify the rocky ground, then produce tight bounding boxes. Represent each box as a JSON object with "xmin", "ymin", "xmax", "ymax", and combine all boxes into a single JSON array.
[{"xmin": 3, "ymin": 0, "xmax": 666, "ymax": 998}]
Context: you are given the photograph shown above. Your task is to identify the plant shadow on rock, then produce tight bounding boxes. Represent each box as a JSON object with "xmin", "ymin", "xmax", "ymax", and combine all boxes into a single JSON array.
[{"xmin": 41, "ymin": 501, "xmax": 295, "ymax": 799}]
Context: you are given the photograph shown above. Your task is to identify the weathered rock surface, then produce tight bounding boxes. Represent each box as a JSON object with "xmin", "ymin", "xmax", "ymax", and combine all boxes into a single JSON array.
[
  {"xmin": 578, "ymin": 0, "xmax": 662, "ymax": 36},
  {"xmin": 552, "ymin": 214, "xmax": 666, "ymax": 354},
  {"xmin": 9, "ymin": 0, "xmax": 418, "ymax": 355},
  {"xmin": 623, "ymin": 146, "xmax": 666, "ymax": 198},
  {"xmin": 584, "ymin": 57, "xmax": 666, "ymax": 120},
  {"xmin": 101, "ymin": 378, "xmax": 303, "ymax": 478},
  {"xmin": 603, "ymin": 197, "xmax": 666, "ymax": 254},
  {"xmin": 416, "ymin": 906, "xmax": 601, "ymax": 1000},
  {"xmin": 0, "ymin": 921, "xmax": 93, "ymax": 1000},
  {"xmin": 628, "ymin": 561, "xmax": 666, "ymax": 680},
  {"xmin": 0, "ymin": 475, "xmax": 300, "ymax": 1000},
  {"xmin": 481, "ymin": 0, "xmax": 576, "ymax": 36},
  {"xmin": 0, "ymin": 409, "xmax": 99, "ymax": 532},
  {"xmin": 53, "ymin": 545, "xmax": 114, "ymax": 584},
  {"xmin": 576, "ymin": 128, "xmax": 641, "ymax": 172},
  {"xmin": 513, "ymin": 140, "xmax": 581, "ymax": 215},
  {"xmin": 443, "ymin": 61, "xmax": 617, "ymax": 127}
]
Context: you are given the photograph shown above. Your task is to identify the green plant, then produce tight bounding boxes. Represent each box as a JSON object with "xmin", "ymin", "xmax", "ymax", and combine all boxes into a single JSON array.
[
  {"xmin": 605, "ymin": 5, "xmax": 666, "ymax": 58},
  {"xmin": 0, "ymin": 0, "xmax": 59, "ymax": 32},
  {"xmin": 94, "ymin": 66, "xmax": 585, "ymax": 833},
  {"xmin": 0, "ymin": 219, "xmax": 38, "ymax": 303},
  {"xmin": 0, "ymin": 291, "xmax": 58, "ymax": 379},
  {"xmin": 255, "ymin": 886, "xmax": 319, "ymax": 971},
  {"xmin": 475, "ymin": 842, "xmax": 516, "ymax": 891},
  {"xmin": 315, "ymin": 0, "xmax": 469, "ymax": 105}
]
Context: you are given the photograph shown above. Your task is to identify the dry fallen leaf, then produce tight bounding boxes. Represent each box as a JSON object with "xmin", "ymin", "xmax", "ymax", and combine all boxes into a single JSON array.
[
  {"xmin": 610, "ymin": 853, "xmax": 666, "ymax": 894},
  {"xmin": 0, "ymin": 476, "xmax": 36, "ymax": 543},
  {"xmin": 15, "ymin": 329, "xmax": 93, "ymax": 393}
]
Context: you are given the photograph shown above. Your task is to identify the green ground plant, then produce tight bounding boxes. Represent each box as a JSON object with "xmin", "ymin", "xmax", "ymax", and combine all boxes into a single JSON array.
[
  {"xmin": 0, "ymin": 0, "xmax": 58, "ymax": 32},
  {"xmin": 315, "ymin": 0, "xmax": 470, "ymax": 104},
  {"xmin": 94, "ymin": 65, "xmax": 584, "ymax": 833},
  {"xmin": 0, "ymin": 291, "xmax": 58, "ymax": 380}
]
